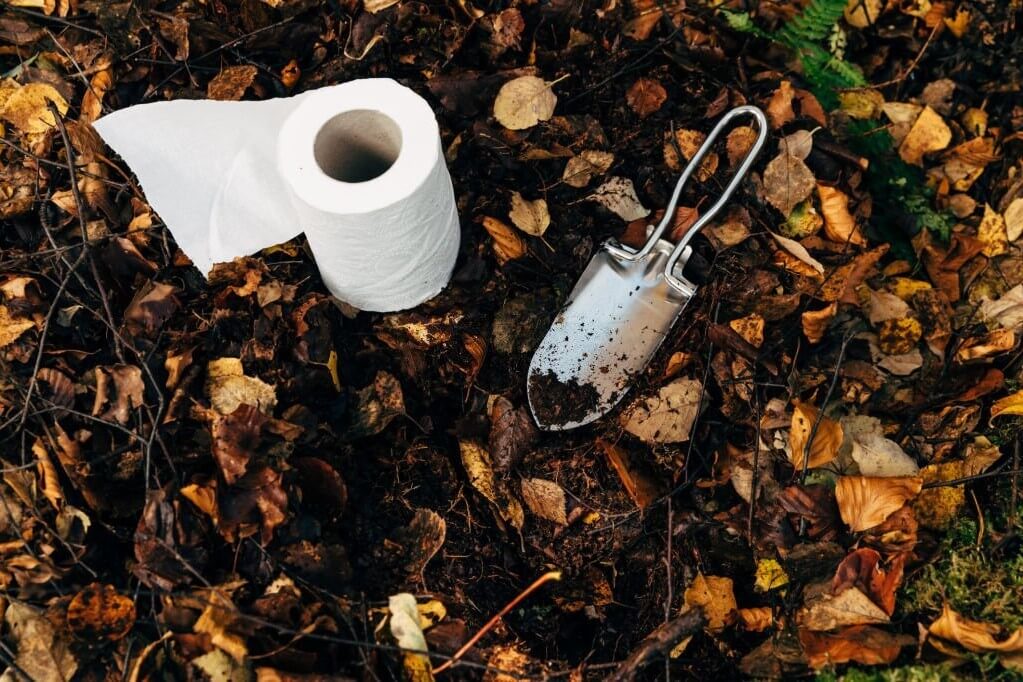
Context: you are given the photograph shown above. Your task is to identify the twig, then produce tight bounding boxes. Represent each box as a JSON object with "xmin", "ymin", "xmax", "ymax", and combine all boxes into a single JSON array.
[
  {"xmin": 606, "ymin": 609, "xmax": 706, "ymax": 682},
  {"xmin": 432, "ymin": 571, "xmax": 562, "ymax": 674}
]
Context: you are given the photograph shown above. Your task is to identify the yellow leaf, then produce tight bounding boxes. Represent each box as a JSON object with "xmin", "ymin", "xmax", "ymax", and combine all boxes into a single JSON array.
[
  {"xmin": 838, "ymin": 89, "xmax": 885, "ymax": 118},
  {"xmin": 205, "ymin": 358, "xmax": 277, "ymax": 415},
  {"xmin": 989, "ymin": 388, "xmax": 1023, "ymax": 421},
  {"xmin": 0, "ymin": 80, "xmax": 69, "ymax": 133},
  {"xmin": 943, "ymin": 9, "xmax": 970, "ymax": 38},
  {"xmin": 493, "ymin": 76, "xmax": 557, "ymax": 131},
  {"xmin": 877, "ymin": 317, "xmax": 922, "ymax": 355},
  {"xmin": 194, "ymin": 593, "xmax": 248, "ymax": 661},
  {"xmin": 0, "ymin": 305, "xmax": 36, "ymax": 349},
  {"xmin": 684, "ymin": 573, "xmax": 736, "ymax": 631},
  {"xmin": 754, "ymin": 558, "xmax": 789, "ymax": 593},
  {"xmin": 32, "ymin": 439, "xmax": 63, "ymax": 510},
  {"xmin": 664, "ymin": 129, "xmax": 718, "ymax": 181},
  {"xmin": 457, "ymin": 440, "xmax": 524, "ymax": 530},
  {"xmin": 388, "ymin": 594, "xmax": 434, "ymax": 682},
  {"xmin": 802, "ymin": 303, "xmax": 838, "ymax": 344},
  {"xmin": 899, "ymin": 106, "xmax": 951, "ymax": 166},
  {"xmin": 562, "ymin": 150, "xmax": 613, "ymax": 188},
  {"xmin": 80, "ymin": 69, "xmax": 112, "ymax": 124},
  {"xmin": 481, "ymin": 216, "xmax": 526, "ymax": 265},
  {"xmin": 977, "ymin": 203, "xmax": 1008, "ymax": 257},
  {"xmin": 737, "ymin": 607, "xmax": 774, "ymax": 632},
  {"xmin": 326, "ymin": 350, "xmax": 341, "ymax": 392},
  {"xmin": 790, "ymin": 403, "xmax": 844, "ymax": 470},
  {"xmin": 929, "ymin": 604, "xmax": 1023, "ymax": 671},
  {"xmin": 835, "ymin": 476, "xmax": 923, "ymax": 532},
  {"xmin": 818, "ymin": 184, "xmax": 866, "ymax": 247},
  {"xmin": 890, "ymin": 277, "xmax": 932, "ymax": 300},
  {"xmin": 729, "ymin": 313, "xmax": 764, "ymax": 348},
  {"xmin": 508, "ymin": 192, "xmax": 550, "ymax": 237}
]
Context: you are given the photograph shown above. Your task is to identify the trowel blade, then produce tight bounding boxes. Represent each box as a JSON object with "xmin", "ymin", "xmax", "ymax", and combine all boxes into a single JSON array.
[{"xmin": 527, "ymin": 240, "xmax": 693, "ymax": 430}]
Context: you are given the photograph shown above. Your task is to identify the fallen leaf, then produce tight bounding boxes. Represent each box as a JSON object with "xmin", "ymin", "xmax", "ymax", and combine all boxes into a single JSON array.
[
  {"xmin": 491, "ymin": 7, "xmax": 525, "ymax": 49},
  {"xmin": 867, "ymin": 289, "xmax": 911, "ymax": 324},
  {"xmin": 726, "ymin": 126, "xmax": 758, "ymax": 166},
  {"xmin": 800, "ymin": 626, "xmax": 912, "ymax": 669},
  {"xmin": 956, "ymin": 328, "xmax": 1015, "ymax": 362},
  {"xmin": 396, "ymin": 508, "xmax": 446, "ymax": 581},
  {"xmin": 781, "ymin": 200, "xmax": 823, "ymax": 239},
  {"xmin": 835, "ymin": 476, "xmax": 922, "ymax": 532},
  {"xmin": 389, "ymin": 593, "xmax": 434, "ymax": 681},
  {"xmin": 626, "ymin": 78, "xmax": 667, "ymax": 118},
  {"xmin": 520, "ymin": 478, "xmax": 568, "ymax": 525},
  {"xmin": 802, "ymin": 303, "xmax": 838, "ymax": 344},
  {"xmin": 841, "ymin": 415, "xmax": 919, "ymax": 477},
  {"xmin": 899, "ymin": 105, "xmax": 952, "ymax": 166},
  {"xmin": 0, "ymin": 304, "xmax": 35, "ymax": 348},
  {"xmin": 207, "ymin": 65, "xmax": 258, "ymax": 101},
  {"xmin": 1005, "ymin": 197, "xmax": 1023, "ymax": 242},
  {"xmin": 350, "ymin": 371, "xmax": 405, "ymax": 437},
  {"xmin": 818, "ymin": 184, "xmax": 866, "ymax": 246},
  {"xmin": 0, "ymin": 80, "xmax": 69, "ymax": 133},
  {"xmin": 790, "ymin": 403, "xmax": 844, "ymax": 470},
  {"xmin": 596, "ymin": 438, "xmax": 664, "ymax": 509},
  {"xmin": 493, "ymin": 76, "xmax": 557, "ymax": 130},
  {"xmin": 831, "ymin": 548, "xmax": 905, "ymax": 616},
  {"xmin": 589, "ymin": 176, "xmax": 651, "ymax": 221},
  {"xmin": 508, "ymin": 192, "xmax": 550, "ymax": 236},
  {"xmin": 929, "ymin": 604, "xmax": 1023, "ymax": 671},
  {"xmin": 195, "ymin": 591, "xmax": 248, "ymax": 661},
  {"xmin": 977, "ymin": 203, "xmax": 1008, "ymax": 256},
  {"xmin": 763, "ymin": 151, "xmax": 816, "ymax": 217},
  {"xmin": 205, "ymin": 358, "xmax": 277, "ymax": 416},
  {"xmin": 988, "ymin": 388, "xmax": 1023, "ymax": 421},
  {"xmin": 798, "ymin": 584, "xmax": 889, "ymax": 631},
  {"xmin": 877, "ymin": 317, "xmax": 922, "ymax": 355},
  {"xmin": 481, "ymin": 216, "xmax": 527, "ymax": 264},
  {"xmin": 92, "ymin": 364, "xmax": 145, "ymax": 425},
  {"xmin": 738, "ymin": 608, "xmax": 774, "ymax": 632},
  {"xmin": 458, "ymin": 440, "xmax": 524, "ymax": 530},
  {"xmin": 729, "ymin": 313, "xmax": 764, "ymax": 348},
  {"xmin": 622, "ymin": 377, "xmax": 702, "ymax": 444},
  {"xmin": 684, "ymin": 573, "xmax": 736, "ymax": 631},
  {"xmin": 5, "ymin": 600, "xmax": 78, "ymax": 682},
  {"xmin": 488, "ymin": 396, "xmax": 537, "ymax": 472},
  {"xmin": 365, "ymin": 0, "xmax": 401, "ymax": 12},
  {"xmin": 754, "ymin": 558, "xmax": 789, "ymax": 592},
  {"xmin": 664, "ymin": 128, "xmax": 718, "ymax": 181},
  {"xmin": 123, "ymin": 281, "xmax": 179, "ymax": 337},
  {"xmin": 67, "ymin": 583, "xmax": 136, "ymax": 641},
  {"xmin": 562, "ymin": 150, "xmax": 614, "ymax": 189},
  {"xmin": 771, "ymin": 232, "xmax": 825, "ymax": 275},
  {"xmin": 981, "ymin": 284, "xmax": 1023, "ymax": 330},
  {"xmin": 80, "ymin": 69, "xmax": 112, "ymax": 124},
  {"xmin": 766, "ymin": 80, "xmax": 795, "ymax": 129}
]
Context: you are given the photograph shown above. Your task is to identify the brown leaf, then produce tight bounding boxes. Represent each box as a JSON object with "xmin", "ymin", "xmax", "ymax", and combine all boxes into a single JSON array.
[
  {"xmin": 205, "ymin": 358, "xmax": 276, "ymax": 416},
  {"xmin": 4, "ymin": 601, "xmax": 78, "ymax": 682},
  {"xmin": 194, "ymin": 592, "xmax": 248, "ymax": 661},
  {"xmin": 207, "ymin": 65, "xmax": 258, "ymax": 101},
  {"xmin": 621, "ymin": 377, "xmax": 703, "ymax": 444},
  {"xmin": 0, "ymin": 304, "xmax": 36, "ymax": 349},
  {"xmin": 562, "ymin": 149, "xmax": 614, "ymax": 188},
  {"xmin": 664, "ymin": 129, "xmax": 718, "ymax": 181},
  {"xmin": 956, "ymin": 328, "xmax": 1016, "ymax": 362},
  {"xmin": 789, "ymin": 403, "xmax": 843, "ymax": 470},
  {"xmin": 350, "ymin": 371, "xmax": 405, "ymax": 438},
  {"xmin": 929, "ymin": 604, "xmax": 1023, "ymax": 669},
  {"xmin": 67, "ymin": 583, "xmax": 136, "ymax": 641},
  {"xmin": 596, "ymin": 438, "xmax": 664, "ymax": 509},
  {"xmin": 802, "ymin": 303, "xmax": 838, "ymax": 344},
  {"xmin": 394, "ymin": 508, "xmax": 446, "ymax": 579},
  {"xmin": 835, "ymin": 476, "xmax": 923, "ymax": 532},
  {"xmin": 684, "ymin": 573, "xmax": 737, "ymax": 631},
  {"xmin": 799, "ymin": 626, "xmax": 912, "ymax": 670},
  {"xmin": 508, "ymin": 192, "xmax": 550, "ymax": 236},
  {"xmin": 831, "ymin": 548, "xmax": 906, "ymax": 616},
  {"xmin": 778, "ymin": 485, "xmax": 841, "ymax": 541},
  {"xmin": 488, "ymin": 396, "xmax": 537, "ymax": 472},
  {"xmin": 737, "ymin": 607, "xmax": 774, "ymax": 632},
  {"xmin": 763, "ymin": 152, "xmax": 816, "ymax": 217},
  {"xmin": 766, "ymin": 80, "xmax": 795, "ymax": 129},
  {"xmin": 292, "ymin": 457, "xmax": 347, "ymax": 520},
  {"xmin": 817, "ymin": 184, "xmax": 867, "ymax": 247},
  {"xmin": 520, "ymin": 478, "xmax": 568, "ymax": 525},
  {"xmin": 32, "ymin": 438, "xmax": 63, "ymax": 510},
  {"xmin": 798, "ymin": 583, "xmax": 889, "ymax": 631},
  {"xmin": 211, "ymin": 405, "xmax": 267, "ymax": 485},
  {"xmin": 80, "ymin": 69, "xmax": 112, "ymax": 124},
  {"xmin": 219, "ymin": 465, "xmax": 288, "ymax": 544},
  {"xmin": 481, "ymin": 216, "xmax": 527, "ymax": 264},
  {"xmin": 899, "ymin": 105, "xmax": 952, "ymax": 166},
  {"xmin": 123, "ymin": 281, "xmax": 179, "ymax": 337},
  {"xmin": 726, "ymin": 126, "xmax": 758, "ymax": 166},
  {"xmin": 626, "ymin": 78, "xmax": 667, "ymax": 118},
  {"xmin": 92, "ymin": 364, "xmax": 145, "ymax": 425}
]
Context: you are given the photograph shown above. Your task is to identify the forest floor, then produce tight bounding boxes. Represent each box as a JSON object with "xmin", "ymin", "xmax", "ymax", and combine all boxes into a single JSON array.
[{"xmin": 2, "ymin": 0, "xmax": 1023, "ymax": 680}]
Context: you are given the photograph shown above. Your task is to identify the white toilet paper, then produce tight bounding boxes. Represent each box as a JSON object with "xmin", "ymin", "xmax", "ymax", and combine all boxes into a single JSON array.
[{"xmin": 93, "ymin": 79, "xmax": 460, "ymax": 312}]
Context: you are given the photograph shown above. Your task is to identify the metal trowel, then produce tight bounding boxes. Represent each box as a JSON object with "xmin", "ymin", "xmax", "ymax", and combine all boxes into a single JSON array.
[{"xmin": 527, "ymin": 106, "xmax": 768, "ymax": 430}]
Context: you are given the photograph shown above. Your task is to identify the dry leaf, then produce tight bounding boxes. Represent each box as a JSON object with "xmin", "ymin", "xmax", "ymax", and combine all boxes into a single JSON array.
[
  {"xmin": 194, "ymin": 592, "xmax": 248, "ymax": 661},
  {"xmin": 664, "ymin": 129, "xmax": 718, "ymax": 181},
  {"xmin": 835, "ymin": 476, "xmax": 922, "ymax": 532},
  {"xmin": 844, "ymin": 0, "xmax": 883, "ymax": 27},
  {"xmin": 729, "ymin": 313, "xmax": 764, "ymax": 348},
  {"xmin": 80, "ymin": 69, "xmax": 112, "ymax": 124},
  {"xmin": 365, "ymin": 0, "xmax": 401, "ymax": 12},
  {"xmin": 589, "ymin": 176, "xmax": 650, "ymax": 221},
  {"xmin": 738, "ymin": 608, "xmax": 774, "ymax": 632},
  {"xmin": 726, "ymin": 126, "xmax": 757, "ymax": 166},
  {"xmin": 481, "ymin": 216, "xmax": 526, "ymax": 264},
  {"xmin": 771, "ymin": 232, "xmax": 825, "ymax": 275},
  {"xmin": 977, "ymin": 203, "xmax": 1008, "ymax": 257},
  {"xmin": 205, "ymin": 358, "xmax": 277, "ymax": 415},
  {"xmin": 877, "ymin": 317, "xmax": 922, "ymax": 355},
  {"xmin": 508, "ymin": 192, "xmax": 550, "ymax": 236},
  {"xmin": 798, "ymin": 585, "xmax": 890, "ymax": 631},
  {"xmin": 626, "ymin": 78, "xmax": 667, "ymax": 118},
  {"xmin": 0, "ymin": 305, "xmax": 35, "ymax": 349},
  {"xmin": 493, "ymin": 76, "xmax": 557, "ymax": 130},
  {"xmin": 763, "ymin": 151, "xmax": 816, "ymax": 217},
  {"xmin": 622, "ymin": 377, "xmax": 702, "ymax": 444},
  {"xmin": 388, "ymin": 593, "xmax": 434, "ymax": 681},
  {"xmin": 207, "ymin": 65, "xmax": 258, "ymax": 101},
  {"xmin": 684, "ymin": 573, "xmax": 736, "ymax": 631},
  {"xmin": 67, "ymin": 583, "xmax": 136, "ymax": 641},
  {"xmin": 597, "ymin": 438, "xmax": 663, "ymax": 510},
  {"xmin": 956, "ymin": 328, "xmax": 1016, "ymax": 362},
  {"xmin": 4, "ymin": 600, "xmax": 79, "ymax": 682},
  {"xmin": 929, "ymin": 604, "xmax": 1023, "ymax": 671},
  {"xmin": 93, "ymin": 364, "xmax": 145, "ymax": 425},
  {"xmin": 766, "ymin": 80, "xmax": 795, "ymax": 129},
  {"xmin": 800, "ymin": 626, "xmax": 912, "ymax": 669},
  {"xmin": 790, "ymin": 403, "xmax": 844, "ymax": 470},
  {"xmin": 458, "ymin": 440, "xmax": 524, "ymax": 530},
  {"xmin": 818, "ymin": 184, "xmax": 866, "ymax": 247},
  {"xmin": 899, "ymin": 105, "xmax": 952, "ymax": 166},
  {"xmin": 981, "ymin": 284, "xmax": 1023, "ymax": 330},
  {"xmin": 562, "ymin": 150, "xmax": 614, "ymax": 188},
  {"xmin": 520, "ymin": 478, "xmax": 568, "ymax": 525},
  {"xmin": 0, "ymin": 80, "xmax": 70, "ymax": 133},
  {"xmin": 1004, "ymin": 197, "xmax": 1023, "ymax": 242},
  {"xmin": 802, "ymin": 303, "xmax": 838, "ymax": 344},
  {"xmin": 842, "ymin": 415, "xmax": 919, "ymax": 477}
]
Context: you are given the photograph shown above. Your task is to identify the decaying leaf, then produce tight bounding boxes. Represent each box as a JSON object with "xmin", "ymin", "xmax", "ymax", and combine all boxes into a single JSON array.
[
  {"xmin": 789, "ymin": 403, "xmax": 843, "ymax": 471},
  {"xmin": 67, "ymin": 583, "xmax": 136, "ymax": 641},
  {"xmin": 508, "ymin": 191, "xmax": 550, "ymax": 236},
  {"xmin": 798, "ymin": 583, "xmax": 889, "ymax": 631},
  {"xmin": 350, "ymin": 371, "xmax": 405, "ymax": 437},
  {"xmin": 588, "ymin": 176, "xmax": 651, "ymax": 221},
  {"xmin": 493, "ymin": 76, "xmax": 557, "ymax": 130},
  {"xmin": 389, "ymin": 593, "xmax": 434, "ymax": 681},
  {"xmin": 488, "ymin": 395, "xmax": 537, "ymax": 472},
  {"xmin": 0, "ymin": 304, "xmax": 35, "ymax": 348},
  {"xmin": 684, "ymin": 573, "xmax": 736, "ymax": 631},
  {"xmin": 397, "ymin": 508, "xmax": 446, "ymax": 579},
  {"xmin": 831, "ymin": 548, "xmax": 905, "ymax": 616},
  {"xmin": 835, "ymin": 476, "xmax": 922, "ymax": 532},
  {"xmin": 738, "ymin": 608, "xmax": 774, "ymax": 632},
  {"xmin": 754, "ymin": 558, "xmax": 789, "ymax": 593},
  {"xmin": 458, "ymin": 440, "xmax": 524, "ymax": 530},
  {"xmin": 0, "ymin": 80, "xmax": 70, "ymax": 133},
  {"xmin": 207, "ymin": 65, "xmax": 259, "ymax": 101},
  {"xmin": 93, "ymin": 364, "xmax": 145, "ymax": 425},
  {"xmin": 763, "ymin": 150, "xmax": 816, "ymax": 217},
  {"xmin": 205, "ymin": 358, "xmax": 277, "ymax": 416},
  {"xmin": 928, "ymin": 604, "xmax": 1023, "ymax": 671},
  {"xmin": 800, "ymin": 626, "xmax": 912, "ymax": 669},
  {"xmin": 562, "ymin": 149, "xmax": 614, "ymax": 188},
  {"xmin": 899, "ymin": 105, "xmax": 952, "ymax": 166},
  {"xmin": 520, "ymin": 478, "xmax": 568, "ymax": 525},
  {"xmin": 978, "ymin": 203, "xmax": 1008, "ymax": 257},
  {"xmin": 626, "ymin": 77, "xmax": 667, "ymax": 118},
  {"xmin": 195, "ymin": 591, "xmax": 248, "ymax": 661},
  {"xmin": 5, "ymin": 600, "xmax": 78, "ymax": 682},
  {"xmin": 841, "ymin": 415, "xmax": 919, "ymax": 477},
  {"xmin": 802, "ymin": 303, "xmax": 838, "ymax": 344},
  {"xmin": 622, "ymin": 377, "xmax": 703, "ymax": 444},
  {"xmin": 956, "ymin": 328, "xmax": 1015, "ymax": 362},
  {"xmin": 877, "ymin": 317, "xmax": 922, "ymax": 355},
  {"xmin": 481, "ymin": 216, "xmax": 527, "ymax": 264}
]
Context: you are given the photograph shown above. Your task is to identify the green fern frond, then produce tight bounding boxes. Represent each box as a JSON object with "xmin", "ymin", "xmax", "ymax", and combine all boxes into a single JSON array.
[{"xmin": 776, "ymin": 0, "xmax": 849, "ymax": 46}]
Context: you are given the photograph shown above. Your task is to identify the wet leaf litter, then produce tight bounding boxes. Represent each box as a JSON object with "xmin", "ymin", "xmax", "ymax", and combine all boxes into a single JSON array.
[{"xmin": 2, "ymin": 0, "xmax": 1023, "ymax": 680}]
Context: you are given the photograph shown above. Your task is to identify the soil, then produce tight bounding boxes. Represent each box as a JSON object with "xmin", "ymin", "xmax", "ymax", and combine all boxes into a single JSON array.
[{"xmin": 528, "ymin": 369, "xmax": 602, "ymax": 426}]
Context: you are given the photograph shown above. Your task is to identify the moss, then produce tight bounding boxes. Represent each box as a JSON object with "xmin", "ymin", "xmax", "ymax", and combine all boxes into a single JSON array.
[{"xmin": 815, "ymin": 663, "xmax": 968, "ymax": 681}]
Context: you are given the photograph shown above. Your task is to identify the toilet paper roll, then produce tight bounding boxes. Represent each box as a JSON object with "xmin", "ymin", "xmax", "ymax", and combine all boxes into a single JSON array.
[{"xmin": 93, "ymin": 78, "xmax": 460, "ymax": 312}]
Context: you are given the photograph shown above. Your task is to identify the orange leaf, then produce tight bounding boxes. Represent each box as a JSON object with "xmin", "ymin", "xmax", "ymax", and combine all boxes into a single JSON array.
[
  {"xmin": 481, "ymin": 216, "xmax": 526, "ymax": 265},
  {"xmin": 835, "ymin": 476, "xmax": 923, "ymax": 532},
  {"xmin": 789, "ymin": 403, "xmax": 843, "ymax": 470}
]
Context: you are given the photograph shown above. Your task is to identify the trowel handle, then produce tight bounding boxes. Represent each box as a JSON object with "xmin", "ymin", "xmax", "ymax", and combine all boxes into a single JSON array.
[{"xmin": 606, "ymin": 105, "xmax": 769, "ymax": 294}]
